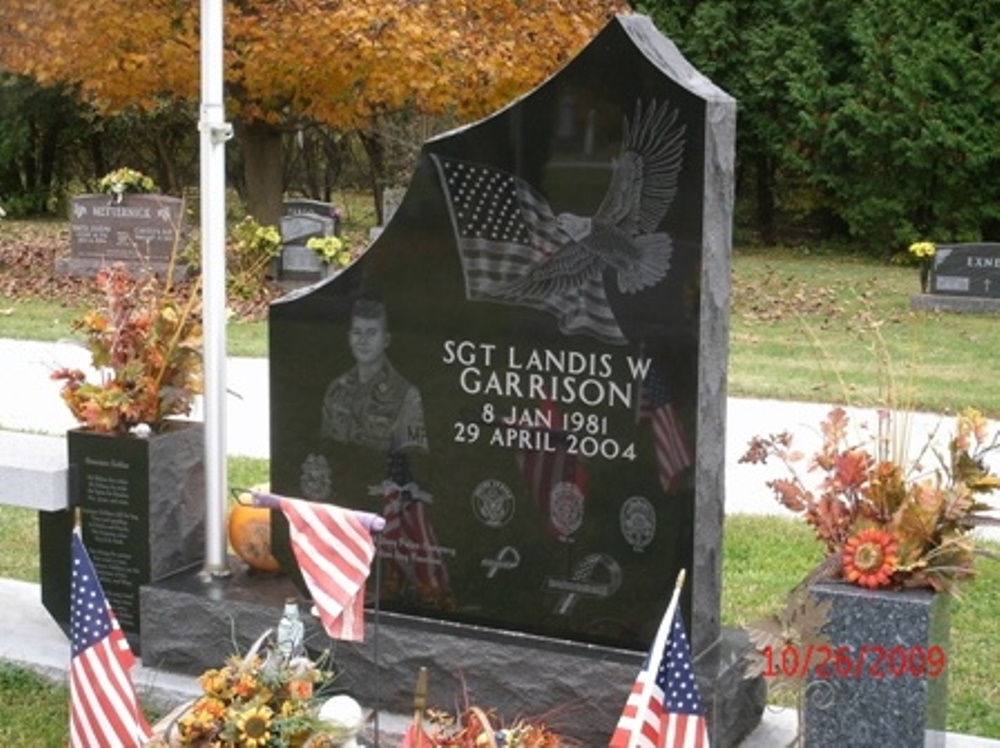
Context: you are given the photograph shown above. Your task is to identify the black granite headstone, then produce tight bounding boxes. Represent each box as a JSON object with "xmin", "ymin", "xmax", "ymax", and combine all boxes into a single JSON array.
[
  {"xmin": 56, "ymin": 194, "xmax": 188, "ymax": 279},
  {"xmin": 929, "ymin": 242, "xmax": 1000, "ymax": 298},
  {"xmin": 269, "ymin": 14, "xmax": 734, "ymax": 660}
]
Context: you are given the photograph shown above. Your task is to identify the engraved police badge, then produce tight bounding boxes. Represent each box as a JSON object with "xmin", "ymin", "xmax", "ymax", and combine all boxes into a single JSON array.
[
  {"xmin": 620, "ymin": 495, "xmax": 656, "ymax": 552},
  {"xmin": 549, "ymin": 481, "xmax": 584, "ymax": 539},
  {"xmin": 471, "ymin": 479, "xmax": 515, "ymax": 528}
]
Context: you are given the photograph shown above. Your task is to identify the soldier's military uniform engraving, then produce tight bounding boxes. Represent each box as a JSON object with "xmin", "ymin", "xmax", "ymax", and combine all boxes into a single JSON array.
[{"xmin": 321, "ymin": 298, "xmax": 428, "ymax": 452}]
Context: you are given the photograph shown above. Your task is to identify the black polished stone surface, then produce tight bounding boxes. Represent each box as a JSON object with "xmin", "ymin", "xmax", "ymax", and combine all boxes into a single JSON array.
[
  {"xmin": 40, "ymin": 423, "xmax": 206, "ymax": 646},
  {"xmin": 268, "ymin": 15, "xmax": 736, "ymax": 663}
]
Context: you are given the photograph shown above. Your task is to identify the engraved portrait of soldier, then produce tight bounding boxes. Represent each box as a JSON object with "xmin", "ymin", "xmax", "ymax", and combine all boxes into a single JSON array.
[{"xmin": 320, "ymin": 298, "xmax": 428, "ymax": 452}]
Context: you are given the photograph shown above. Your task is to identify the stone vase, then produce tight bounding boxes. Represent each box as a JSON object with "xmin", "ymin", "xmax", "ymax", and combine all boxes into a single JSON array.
[
  {"xmin": 920, "ymin": 260, "xmax": 932, "ymax": 293},
  {"xmin": 803, "ymin": 582, "xmax": 950, "ymax": 748},
  {"xmin": 40, "ymin": 421, "xmax": 206, "ymax": 649}
]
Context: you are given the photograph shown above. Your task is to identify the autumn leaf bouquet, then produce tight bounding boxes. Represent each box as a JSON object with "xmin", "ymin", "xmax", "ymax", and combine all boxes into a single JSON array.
[
  {"xmin": 52, "ymin": 262, "xmax": 203, "ymax": 434},
  {"xmin": 740, "ymin": 406, "xmax": 1000, "ymax": 596}
]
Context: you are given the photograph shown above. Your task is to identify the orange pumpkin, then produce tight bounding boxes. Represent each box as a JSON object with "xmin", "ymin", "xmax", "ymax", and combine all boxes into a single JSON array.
[{"xmin": 228, "ymin": 499, "xmax": 281, "ymax": 573}]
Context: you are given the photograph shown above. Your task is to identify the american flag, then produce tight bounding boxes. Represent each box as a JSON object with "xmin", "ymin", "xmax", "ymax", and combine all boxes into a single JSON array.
[
  {"xmin": 69, "ymin": 530, "xmax": 152, "ymax": 748},
  {"xmin": 513, "ymin": 399, "xmax": 588, "ymax": 537},
  {"xmin": 431, "ymin": 153, "xmax": 627, "ymax": 345},
  {"xmin": 381, "ymin": 451, "xmax": 450, "ymax": 594},
  {"xmin": 610, "ymin": 574, "xmax": 708, "ymax": 748},
  {"xmin": 275, "ymin": 496, "xmax": 377, "ymax": 642},
  {"xmin": 638, "ymin": 365, "xmax": 693, "ymax": 491}
]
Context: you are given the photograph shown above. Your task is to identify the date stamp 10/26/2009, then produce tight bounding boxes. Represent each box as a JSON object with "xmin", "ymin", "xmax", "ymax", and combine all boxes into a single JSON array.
[{"xmin": 762, "ymin": 644, "xmax": 947, "ymax": 680}]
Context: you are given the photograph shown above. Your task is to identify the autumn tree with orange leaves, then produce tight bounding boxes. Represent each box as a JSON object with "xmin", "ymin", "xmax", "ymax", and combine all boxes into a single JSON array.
[{"xmin": 0, "ymin": 1, "xmax": 629, "ymax": 224}]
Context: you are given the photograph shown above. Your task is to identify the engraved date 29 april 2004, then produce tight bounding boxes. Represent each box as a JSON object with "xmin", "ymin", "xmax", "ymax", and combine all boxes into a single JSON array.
[{"xmin": 453, "ymin": 403, "xmax": 637, "ymax": 461}]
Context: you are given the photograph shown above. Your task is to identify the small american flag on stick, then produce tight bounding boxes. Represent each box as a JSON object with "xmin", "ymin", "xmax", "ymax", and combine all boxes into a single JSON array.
[
  {"xmin": 610, "ymin": 569, "xmax": 709, "ymax": 748},
  {"xmin": 69, "ymin": 529, "xmax": 152, "ymax": 748}
]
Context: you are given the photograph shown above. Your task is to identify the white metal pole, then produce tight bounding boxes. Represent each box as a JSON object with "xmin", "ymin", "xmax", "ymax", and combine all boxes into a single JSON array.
[{"xmin": 199, "ymin": 0, "xmax": 232, "ymax": 575}]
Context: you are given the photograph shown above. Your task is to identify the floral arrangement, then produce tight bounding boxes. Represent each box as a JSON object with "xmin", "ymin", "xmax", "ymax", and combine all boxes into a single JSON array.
[
  {"xmin": 403, "ymin": 668, "xmax": 568, "ymax": 748},
  {"xmin": 231, "ymin": 216, "xmax": 282, "ymax": 260},
  {"xmin": 408, "ymin": 706, "xmax": 567, "ymax": 747},
  {"xmin": 740, "ymin": 406, "xmax": 1000, "ymax": 596},
  {"xmin": 158, "ymin": 637, "xmax": 339, "ymax": 747},
  {"xmin": 306, "ymin": 235, "xmax": 350, "ymax": 267},
  {"xmin": 51, "ymin": 262, "xmax": 203, "ymax": 434},
  {"xmin": 97, "ymin": 167, "xmax": 158, "ymax": 197},
  {"xmin": 908, "ymin": 241, "xmax": 937, "ymax": 259}
]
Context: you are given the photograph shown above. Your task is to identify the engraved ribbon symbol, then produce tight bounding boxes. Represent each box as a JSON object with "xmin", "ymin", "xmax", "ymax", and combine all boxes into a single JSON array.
[
  {"xmin": 481, "ymin": 546, "xmax": 521, "ymax": 578},
  {"xmin": 546, "ymin": 553, "xmax": 623, "ymax": 616}
]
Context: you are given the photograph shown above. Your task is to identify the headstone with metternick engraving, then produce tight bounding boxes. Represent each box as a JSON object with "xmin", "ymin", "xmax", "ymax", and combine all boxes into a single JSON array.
[{"xmin": 57, "ymin": 194, "xmax": 188, "ymax": 280}]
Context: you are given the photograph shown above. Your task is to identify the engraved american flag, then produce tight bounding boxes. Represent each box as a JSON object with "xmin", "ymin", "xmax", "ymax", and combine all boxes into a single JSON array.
[{"xmin": 431, "ymin": 154, "xmax": 626, "ymax": 344}]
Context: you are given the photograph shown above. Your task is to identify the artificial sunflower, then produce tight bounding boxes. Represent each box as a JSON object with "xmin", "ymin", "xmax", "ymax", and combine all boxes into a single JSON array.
[
  {"xmin": 236, "ymin": 704, "xmax": 274, "ymax": 748},
  {"xmin": 842, "ymin": 528, "xmax": 899, "ymax": 589}
]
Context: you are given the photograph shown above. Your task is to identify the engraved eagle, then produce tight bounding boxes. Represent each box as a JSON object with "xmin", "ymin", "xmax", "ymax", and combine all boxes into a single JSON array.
[{"xmin": 497, "ymin": 99, "xmax": 686, "ymax": 304}]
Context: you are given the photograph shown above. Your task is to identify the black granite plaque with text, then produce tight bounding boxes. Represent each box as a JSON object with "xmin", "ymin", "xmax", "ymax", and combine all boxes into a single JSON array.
[
  {"xmin": 38, "ymin": 424, "xmax": 206, "ymax": 645},
  {"xmin": 929, "ymin": 243, "xmax": 1000, "ymax": 298},
  {"xmin": 269, "ymin": 15, "xmax": 734, "ymax": 657}
]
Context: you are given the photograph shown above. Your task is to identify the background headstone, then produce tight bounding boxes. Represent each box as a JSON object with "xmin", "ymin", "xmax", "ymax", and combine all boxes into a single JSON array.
[
  {"xmin": 280, "ymin": 211, "xmax": 338, "ymax": 280},
  {"xmin": 56, "ymin": 194, "xmax": 188, "ymax": 279},
  {"xmin": 929, "ymin": 243, "xmax": 1000, "ymax": 298}
]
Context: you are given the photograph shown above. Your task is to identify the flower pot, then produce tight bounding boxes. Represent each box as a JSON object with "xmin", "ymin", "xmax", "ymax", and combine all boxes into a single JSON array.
[{"xmin": 803, "ymin": 582, "xmax": 949, "ymax": 748}]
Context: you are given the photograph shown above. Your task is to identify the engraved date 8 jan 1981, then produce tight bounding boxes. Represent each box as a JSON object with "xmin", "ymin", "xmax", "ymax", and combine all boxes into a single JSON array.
[{"xmin": 762, "ymin": 644, "xmax": 947, "ymax": 680}]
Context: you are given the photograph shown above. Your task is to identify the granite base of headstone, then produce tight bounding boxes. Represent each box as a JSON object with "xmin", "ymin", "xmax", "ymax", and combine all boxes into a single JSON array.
[
  {"xmin": 804, "ymin": 583, "xmax": 949, "ymax": 748},
  {"xmin": 39, "ymin": 421, "xmax": 206, "ymax": 650},
  {"xmin": 910, "ymin": 242, "xmax": 1000, "ymax": 314},
  {"xmin": 56, "ymin": 194, "xmax": 190, "ymax": 281},
  {"xmin": 140, "ymin": 564, "xmax": 765, "ymax": 746}
]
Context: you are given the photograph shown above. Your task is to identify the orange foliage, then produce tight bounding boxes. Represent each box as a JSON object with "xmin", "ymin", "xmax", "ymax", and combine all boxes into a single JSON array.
[{"xmin": 0, "ymin": 0, "xmax": 629, "ymax": 126}]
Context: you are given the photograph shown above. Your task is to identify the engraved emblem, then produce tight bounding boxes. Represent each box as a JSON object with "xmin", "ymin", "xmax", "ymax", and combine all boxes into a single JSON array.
[
  {"xmin": 299, "ymin": 453, "xmax": 332, "ymax": 501},
  {"xmin": 471, "ymin": 479, "xmax": 515, "ymax": 528},
  {"xmin": 549, "ymin": 481, "xmax": 584, "ymax": 539},
  {"xmin": 545, "ymin": 553, "xmax": 623, "ymax": 615},
  {"xmin": 481, "ymin": 546, "xmax": 521, "ymax": 578},
  {"xmin": 620, "ymin": 495, "xmax": 656, "ymax": 552}
]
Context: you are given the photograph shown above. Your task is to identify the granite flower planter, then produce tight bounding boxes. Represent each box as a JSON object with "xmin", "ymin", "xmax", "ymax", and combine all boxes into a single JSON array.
[{"xmin": 804, "ymin": 582, "xmax": 950, "ymax": 748}]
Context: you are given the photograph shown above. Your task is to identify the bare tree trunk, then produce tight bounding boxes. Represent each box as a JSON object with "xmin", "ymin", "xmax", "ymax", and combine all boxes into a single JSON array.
[
  {"xmin": 239, "ymin": 119, "xmax": 284, "ymax": 226},
  {"xmin": 356, "ymin": 128, "xmax": 388, "ymax": 225}
]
